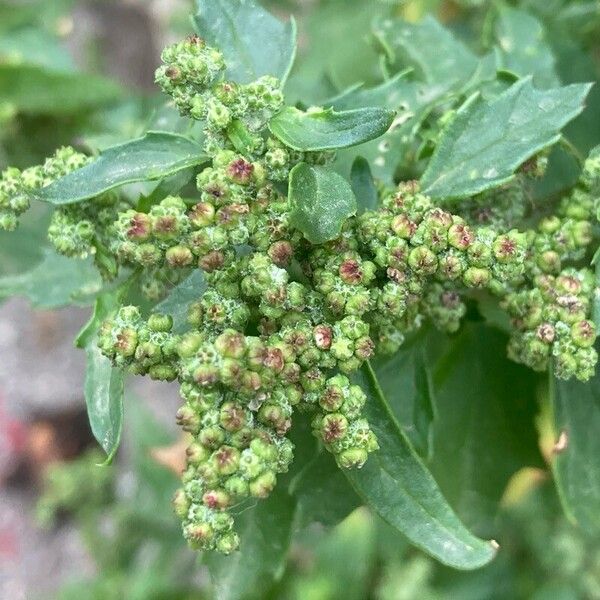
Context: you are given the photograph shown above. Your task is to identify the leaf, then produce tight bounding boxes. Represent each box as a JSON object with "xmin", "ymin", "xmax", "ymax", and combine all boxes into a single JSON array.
[
  {"xmin": 429, "ymin": 324, "xmax": 543, "ymax": 532},
  {"xmin": 0, "ymin": 26, "xmax": 75, "ymax": 72},
  {"xmin": 36, "ymin": 132, "xmax": 208, "ymax": 205},
  {"xmin": 345, "ymin": 362, "xmax": 498, "ymax": 570},
  {"xmin": 205, "ymin": 488, "xmax": 296, "ymax": 600},
  {"xmin": 372, "ymin": 16, "xmax": 479, "ymax": 91},
  {"xmin": 351, "ymin": 157, "xmax": 379, "ymax": 213},
  {"xmin": 153, "ymin": 270, "xmax": 206, "ymax": 333},
  {"xmin": 420, "ymin": 78, "xmax": 592, "ymax": 200},
  {"xmin": 0, "ymin": 250, "xmax": 102, "ymax": 308},
  {"xmin": 550, "ymin": 367, "xmax": 600, "ymax": 533},
  {"xmin": 78, "ymin": 292, "xmax": 125, "ymax": 464},
  {"xmin": 372, "ymin": 334, "xmax": 436, "ymax": 459},
  {"xmin": 290, "ymin": 450, "xmax": 361, "ymax": 529},
  {"xmin": 493, "ymin": 6, "xmax": 559, "ymax": 88},
  {"xmin": 0, "ymin": 64, "xmax": 121, "ymax": 115},
  {"xmin": 84, "ymin": 343, "xmax": 124, "ymax": 465},
  {"xmin": 288, "ymin": 163, "xmax": 357, "ymax": 244},
  {"xmin": 269, "ymin": 106, "xmax": 394, "ymax": 152},
  {"xmin": 193, "ymin": 0, "xmax": 297, "ymax": 85}
]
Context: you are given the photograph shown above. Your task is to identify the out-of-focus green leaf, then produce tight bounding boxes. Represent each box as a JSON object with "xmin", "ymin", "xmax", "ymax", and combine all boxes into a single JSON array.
[
  {"xmin": 345, "ymin": 363, "xmax": 498, "ymax": 570},
  {"xmin": 288, "ymin": 163, "xmax": 357, "ymax": 244},
  {"xmin": 193, "ymin": 0, "xmax": 296, "ymax": 85},
  {"xmin": 493, "ymin": 6, "xmax": 559, "ymax": 88},
  {"xmin": 36, "ymin": 132, "xmax": 207, "ymax": 205},
  {"xmin": 0, "ymin": 250, "xmax": 101, "ymax": 307},
  {"xmin": 269, "ymin": 106, "xmax": 394, "ymax": 151},
  {"xmin": 0, "ymin": 64, "xmax": 121, "ymax": 115},
  {"xmin": 288, "ymin": 509, "xmax": 377, "ymax": 600},
  {"xmin": 550, "ymin": 367, "xmax": 600, "ymax": 534},
  {"xmin": 421, "ymin": 79, "xmax": 592, "ymax": 200},
  {"xmin": 429, "ymin": 324, "xmax": 543, "ymax": 532},
  {"xmin": 205, "ymin": 488, "xmax": 296, "ymax": 600},
  {"xmin": 372, "ymin": 16, "xmax": 479, "ymax": 91}
]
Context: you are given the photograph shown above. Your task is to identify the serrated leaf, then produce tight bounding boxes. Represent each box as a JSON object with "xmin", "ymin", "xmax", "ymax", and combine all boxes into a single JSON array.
[
  {"xmin": 269, "ymin": 106, "xmax": 394, "ymax": 151},
  {"xmin": 372, "ymin": 16, "xmax": 479, "ymax": 91},
  {"xmin": 420, "ymin": 78, "xmax": 592, "ymax": 200},
  {"xmin": 0, "ymin": 64, "xmax": 121, "ymax": 115},
  {"xmin": 351, "ymin": 157, "xmax": 379, "ymax": 213},
  {"xmin": 78, "ymin": 292, "xmax": 124, "ymax": 464},
  {"xmin": 193, "ymin": 0, "xmax": 296, "ymax": 85},
  {"xmin": 345, "ymin": 362, "xmax": 497, "ymax": 570},
  {"xmin": 429, "ymin": 324, "xmax": 543, "ymax": 532},
  {"xmin": 205, "ymin": 488, "xmax": 296, "ymax": 600},
  {"xmin": 0, "ymin": 250, "xmax": 101, "ymax": 308},
  {"xmin": 154, "ymin": 270, "xmax": 206, "ymax": 333},
  {"xmin": 288, "ymin": 163, "xmax": 357, "ymax": 244},
  {"xmin": 550, "ymin": 367, "xmax": 600, "ymax": 533},
  {"xmin": 494, "ymin": 6, "xmax": 559, "ymax": 88},
  {"xmin": 36, "ymin": 132, "xmax": 207, "ymax": 205}
]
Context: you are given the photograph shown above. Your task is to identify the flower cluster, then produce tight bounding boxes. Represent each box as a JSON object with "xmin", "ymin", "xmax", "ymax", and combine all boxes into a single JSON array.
[
  {"xmin": 5, "ymin": 32, "xmax": 600, "ymax": 556},
  {"xmin": 0, "ymin": 146, "xmax": 89, "ymax": 231}
]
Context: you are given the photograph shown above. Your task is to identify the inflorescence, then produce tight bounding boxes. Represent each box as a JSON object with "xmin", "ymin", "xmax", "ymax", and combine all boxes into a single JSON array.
[{"xmin": 2, "ymin": 35, "xmax": 600, "ymax": 554}]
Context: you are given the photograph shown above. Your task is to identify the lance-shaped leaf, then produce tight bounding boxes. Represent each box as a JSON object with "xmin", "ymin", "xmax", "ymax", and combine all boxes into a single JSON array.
[
  {"xmin": 77, "ymin": 293, "xmax": 124, "ymax": 464},
  {"xmin": 550, "ymin": 368, "xmax": 600, "ymax": 534},
  {"xmin": 269, "ymin": 106, "xmax": 394, "ymax": 151},
  {"xmin": 193, "ymin": 0, "xmax": 296, "ymax": 85},
  {"xmin": 288, "ymin": 163, "xmax": 357, "ymax": 244},
  {"xmin": 345, "ymin": 363, "xmax": 498, "ymax": 570},
  {"xmin": 0, "ymin": 250, "xmax": 101, "ymax": 308},
  {"xmin": 420, "ymin": 78, "xmax": 592, "ymax": 200},
  {"xmin": 36, "ymin": 132, "xmax": 208, "ymax": 205}
]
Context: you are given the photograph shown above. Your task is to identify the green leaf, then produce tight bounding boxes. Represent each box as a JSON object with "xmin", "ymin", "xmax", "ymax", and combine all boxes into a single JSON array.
[
  {"xmin": 205, "ymin": 488, "xmax": 296, "ymax": 600},
  {"xmin": 269, "ymin": 106, "xmax": 394, "ymax": 151},
  {"xmin": 351, "ymin": 157, "xmax": 379, "ymax": 213},
  {"xmin": 550, "ymin": 367, "xmax": 600, "ymax": 533},
  {"xmin": 420, "ymin": 78, "xmax": 592, "ymax": 200},
  {"xmin": 193, "ymin": 0, "xmax": 297, "ymax": 85},
  {"xmin": 288, "ymin": 509, "xmax": 377, "ymax": 600},
  {"xmin": 493, "ymin": 6, "xmax": 559, "ymax": 88},
  {"xmin": 0, "ymin": 64, "xmax": 121, "ymax": 115},
  {"xmin": 78, "ymin": 292, "xmax": 124, "ymax": 464},
  {"xmin": 290, "ymin": 450, "xmax": 361, "ymax": 529},
  {"xmin": 372, "ymin": 334, "xmax": 436, "ymax": 459},
  {"xmin": 0, "ymin": 250, "xmax": 101, "ymax": 308},
  {"xmin": 429, "ymin": 324, "xmax": 543, "ymax": 532},
  {"xmin": 345, "ymin": 362, "xmax": 498, "ymax": 570},
  {"xmin": 153, "ymin": 270, "xmax": 206, "ymax": 333},
  {"xmin": 36, "ymin": 132, "xmax": 208, "ymax": 205},
  {"xmin": 0, "ymin": 26, "xmax": 75, "ymax": 72},
  {"xmin": 288, "ymin": 163, "xmax": 357, "ymax": 244},
  {"xmin": 84, "ymin": 344, "xmax": 124, "ymax": 465},
  {"xmin": 372, "ymin": 16, "xmax": 479, "ymax": 91}
]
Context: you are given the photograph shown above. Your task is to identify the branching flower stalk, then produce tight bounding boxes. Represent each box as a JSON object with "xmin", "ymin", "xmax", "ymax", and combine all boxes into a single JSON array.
[{"xmin": 2, "ymin": 35, "xmax": 600, "ymax": 554}]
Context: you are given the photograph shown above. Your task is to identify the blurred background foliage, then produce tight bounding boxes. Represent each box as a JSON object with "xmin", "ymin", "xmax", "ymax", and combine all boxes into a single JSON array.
[{"xmin": 1, "ymin": 0, "xmax": 600, "ymax": 598}]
